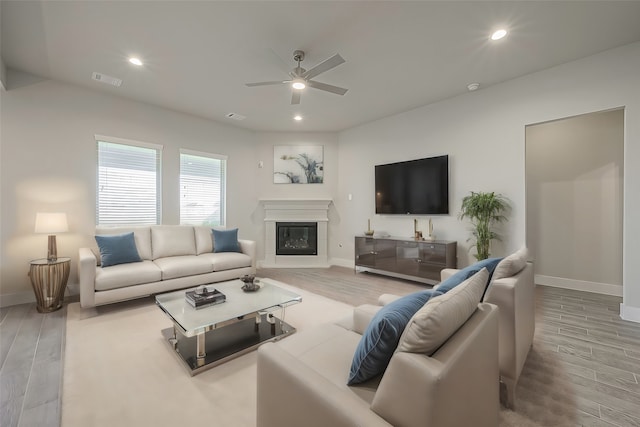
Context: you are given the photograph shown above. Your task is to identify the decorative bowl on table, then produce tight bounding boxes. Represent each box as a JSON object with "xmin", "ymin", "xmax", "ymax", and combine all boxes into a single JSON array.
[{"xmin": 240, "ymin": 275, "xmax": 260, "ymax": 292}]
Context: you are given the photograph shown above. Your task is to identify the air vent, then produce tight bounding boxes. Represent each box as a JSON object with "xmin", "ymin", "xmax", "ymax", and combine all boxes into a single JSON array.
[
  {"xmin": 225, "ymin": 113, "xmax": 246, "ymax": 121},
  {"xmin": 92, "ymin": 72, "xmax": 122, "ymax": 87}
]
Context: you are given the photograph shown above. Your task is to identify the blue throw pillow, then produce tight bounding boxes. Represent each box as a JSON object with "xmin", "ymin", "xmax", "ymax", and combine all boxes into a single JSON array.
[
  {"xmin": 95, "ymin": 232, "xmax": 142, "ymax": 268},
  {"xmin": 212, "ymin": 228, "xmax": 241, "ymax": 253},
  {"xmin": 347, "ymin": 289, "xmax": 442, "ymax": 385},
  {"xmin": 436, "ymin": 257, "xmax": 502, "ymax": 294}
]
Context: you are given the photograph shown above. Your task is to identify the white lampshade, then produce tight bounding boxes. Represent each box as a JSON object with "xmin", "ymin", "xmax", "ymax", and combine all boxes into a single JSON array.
[{"xmin": 35, "ymin": 213, "xmax": 69, "ymax": 234}]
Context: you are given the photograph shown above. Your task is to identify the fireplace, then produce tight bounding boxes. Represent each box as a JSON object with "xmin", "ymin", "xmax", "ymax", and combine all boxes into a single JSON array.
[
  {"xmin": 261, "ymin": 198, "xmax": 331, "ymax": 267},
  {"xmin": 276, "ymin": 222, "xmax": 317, "ymax": 256}
]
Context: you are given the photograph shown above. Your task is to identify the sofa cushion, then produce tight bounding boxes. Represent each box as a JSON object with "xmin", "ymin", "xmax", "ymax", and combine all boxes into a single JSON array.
[
  {"xmin": 492, "ymin": 246, "xmax": 528, "ymax": 280},
  {"xmin": 95, "ymin": 227, "xmax": 152, "ymax": 260},
  {"xmin": 95, "ymin": 260, "xmax": 162, "ymax": 291},
  {"xmin": 435, "ymin": 257, "xmax": 501, "ymax": 294},
  {"xmin": 397, "ymin": 268, "xmax": 488, "ymax": 355},
  {"xmin": 199, "ymin": 252, "xmax": 252, "ymax": 271},
  {"xmin": 95, "ymin": 232, "xmax": 142, "ymax": 267},
  {"xmin": 194, "ymin": 226, "xmax": 214, "ymax": 254},
  {"xmin": 347, "ymin": 289, "xmax": 440, "ymax": 385},
  {"xmin": 153, "ymin": 255, "xmax": 213, "ymax": 280},
  {"xmin": 151, "ymin": 226, "xmax": 196, "ymax": 259},
  {"xmin": 353, "ymin": 304, "xmax": 382, "ymax": 335},
  {"xmin": 273, "ymin": 323, "xmax": 381, "ymax": 404},
  {"xmin": 212, "ymin": 228, "xmax": 241, "ymax": 253}
]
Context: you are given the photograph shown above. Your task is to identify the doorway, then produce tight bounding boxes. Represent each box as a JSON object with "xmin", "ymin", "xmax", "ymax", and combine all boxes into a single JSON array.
[{"xmin": 525, "ymin": 109, "xmax": 624, "ymax": 295}]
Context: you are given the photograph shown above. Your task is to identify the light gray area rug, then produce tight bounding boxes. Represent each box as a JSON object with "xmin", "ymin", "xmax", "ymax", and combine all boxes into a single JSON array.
[{"xmin": 63, "ymin": 282, "xmax": 574, "ymax": 427}]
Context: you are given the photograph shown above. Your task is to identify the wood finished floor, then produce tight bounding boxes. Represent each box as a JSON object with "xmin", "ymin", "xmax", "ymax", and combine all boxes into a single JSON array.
[{"xmin": 1, "ymin": 266, "xmax": 639, "ymax": 427}]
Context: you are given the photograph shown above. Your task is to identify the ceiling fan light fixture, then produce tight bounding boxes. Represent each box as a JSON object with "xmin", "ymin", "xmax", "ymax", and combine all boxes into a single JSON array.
[
  {"xmin": 292, "ymin": 79, "xmax": 306, "ymax": 90},
  {"xmin": 246, "ymin": 50, "xmax": 347, "ymax": 105}
]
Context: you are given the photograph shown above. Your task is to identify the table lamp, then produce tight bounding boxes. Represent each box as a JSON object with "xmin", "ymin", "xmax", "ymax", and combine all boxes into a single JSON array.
[{"xmin": 35, "ymin": 212, "xmax": 68, "ymax": 261}]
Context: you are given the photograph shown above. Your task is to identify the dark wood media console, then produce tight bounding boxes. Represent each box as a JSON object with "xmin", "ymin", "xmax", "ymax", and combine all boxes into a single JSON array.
[{"xmin": 355, "ymin": 236, "xmax": 457, "ymax": 285}]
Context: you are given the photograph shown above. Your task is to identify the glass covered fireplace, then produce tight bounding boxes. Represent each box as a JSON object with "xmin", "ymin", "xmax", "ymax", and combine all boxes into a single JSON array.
[{"xmin": 276, "ymin": 222, "xmax": 318, "ymax": 256}]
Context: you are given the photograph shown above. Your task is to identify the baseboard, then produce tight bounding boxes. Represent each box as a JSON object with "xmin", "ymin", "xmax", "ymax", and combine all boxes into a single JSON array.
[
  {"xmin": 535, "ymin": 274, "xmax": 622, "ymax": 297},
  {"xmin": 0, "ymin": 283, "xmax": 79, "ymax": 308},
  {"xmin": 620, "ymin": 304, "xmax": 640, "ymax": 323},
  {"xmin": 257, "ymin": 258, "xmax": 354, "ymax": 269},
  {"xmin": 0, "ymin": 291, "xmax": 36, "ymax": 308},
  {"xmin": 259, "ymin": 263, "xmax": 331, "ymax": 269},
  {"xmin": 328, "ymin": 258, "xmax": 354, "ymax": 269}
]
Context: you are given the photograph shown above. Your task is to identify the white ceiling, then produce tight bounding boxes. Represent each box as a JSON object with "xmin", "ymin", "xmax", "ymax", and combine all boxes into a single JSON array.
[{"xmin": 2, "ymin": 1, "xmax": 640, "ymax": 132}]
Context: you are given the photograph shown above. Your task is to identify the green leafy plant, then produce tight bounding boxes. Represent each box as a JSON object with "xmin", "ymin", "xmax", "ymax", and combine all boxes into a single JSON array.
[{"xmin": 459, "ymin": 191, "xmax": 510, "ymax": 261}]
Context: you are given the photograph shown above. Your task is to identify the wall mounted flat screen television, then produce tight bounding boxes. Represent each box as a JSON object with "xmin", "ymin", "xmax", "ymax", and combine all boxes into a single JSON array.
[{"xmin": 375, "ymin": 155, "xmax": 449, "ymax": 215}]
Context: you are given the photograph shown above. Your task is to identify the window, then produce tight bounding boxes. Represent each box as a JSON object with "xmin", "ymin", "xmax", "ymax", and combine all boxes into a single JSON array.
[
  {"xmin": 180, "ymin": 149, "xmax": 227, "ymax": 226},
  {"xmin": 96, "ymin": 135, "xmax": 162, "ymax": 226}
]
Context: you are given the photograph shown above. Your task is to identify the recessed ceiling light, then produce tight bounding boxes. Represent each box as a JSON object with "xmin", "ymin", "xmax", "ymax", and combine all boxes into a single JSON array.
[
  {"xmin": 129, "ymin": 57, "xmax": 143, "ymax": 66},
  {"xmin": 467, "ymin": 83, "xmax": 480, "ymax": 91},
  {"xmin": 293, "ymin": 115, "xmax": 303, "ymax": 121},
  {"xmin": 292, "ymin": 79, "xmax": 306, "ymax": 90},
  {"xmin": 491, "ymin": 29, "xmax": 507, "ymax": 41}
]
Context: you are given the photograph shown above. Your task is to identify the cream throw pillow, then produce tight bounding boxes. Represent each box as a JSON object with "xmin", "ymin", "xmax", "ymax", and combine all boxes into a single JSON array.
[
  {"xmin": 397, "ymin": 268, "xmax": 488, "ymax": 355},
  {"xmin": 492, "ymin": 246, "xmax": 528, "ymax": 280}
]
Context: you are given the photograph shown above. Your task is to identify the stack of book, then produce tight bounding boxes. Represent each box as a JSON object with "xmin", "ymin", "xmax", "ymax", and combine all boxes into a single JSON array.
[{"xmin": 185, "ymin": 287, "xmax": 226, "ymax": 309}]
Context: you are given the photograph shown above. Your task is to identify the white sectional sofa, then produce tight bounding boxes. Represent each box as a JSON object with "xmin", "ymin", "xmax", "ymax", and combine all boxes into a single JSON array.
[
  {"xmin": 258, "ymin": 270, "xmax": 500, "ymax": 427},
  {"xmin": 256, "ymin": 247, "xmax": 534, "ymax": 427},
  {"xmin": 79, "ymin": 225, "xmax": 256, "ymax": 308}
]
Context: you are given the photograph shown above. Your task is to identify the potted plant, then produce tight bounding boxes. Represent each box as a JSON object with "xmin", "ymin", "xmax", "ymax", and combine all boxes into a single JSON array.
[{"xmin": 459, "ymin": 191, "xmax": 510, "ymax": 260}]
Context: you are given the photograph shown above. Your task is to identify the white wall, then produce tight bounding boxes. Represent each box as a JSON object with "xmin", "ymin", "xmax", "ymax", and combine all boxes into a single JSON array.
[
  {"xmin": 0, "ymin": 58, "xmax": 6, "ymax": 91},
  {"xmin": 526, "ymin": 110, "xmax": 624, "ymax": 295},
  {"xmin": 334, "ymin": 42, "xmax": 640, "ymax": 319},
  {"xmin": 0, "ymin": 72, "xmax": 258, "ymax": 304}
]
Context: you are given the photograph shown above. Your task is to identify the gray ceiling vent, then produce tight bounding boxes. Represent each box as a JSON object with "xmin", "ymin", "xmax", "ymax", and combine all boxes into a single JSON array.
[
  {"xmin": 225, "ymin": 113, "xmax": 246, "ymax": 121},
  {"xmin": 92, "ymin": 72, "xmax": 122, "ymax": 87}
]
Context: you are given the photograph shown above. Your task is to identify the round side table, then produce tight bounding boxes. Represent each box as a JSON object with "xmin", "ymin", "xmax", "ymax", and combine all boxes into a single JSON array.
[{"xmin": 28, "ymin": 257, "xmax": 71, "ymax": 313}]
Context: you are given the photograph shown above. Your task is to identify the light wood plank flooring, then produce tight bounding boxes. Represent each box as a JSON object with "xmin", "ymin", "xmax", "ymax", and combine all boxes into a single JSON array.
[
  {"xmin": 1, "ymin": 266, "xmax": 639, "ymax": 427},
  {"xmin": 0, "ymin": 303, "xmax": 66, "ymax": 427}
]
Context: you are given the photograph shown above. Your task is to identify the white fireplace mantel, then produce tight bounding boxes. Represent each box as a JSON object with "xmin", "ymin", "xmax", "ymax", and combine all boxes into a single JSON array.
[{"xmin": 260, "ymin": 199, "xmax": 332, "ymax": 268}]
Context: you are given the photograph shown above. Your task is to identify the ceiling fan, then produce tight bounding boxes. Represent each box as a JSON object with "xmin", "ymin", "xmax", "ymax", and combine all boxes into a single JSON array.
[{"xmin": 245, "ymin": 50, "xmax": 348, "ymax": 105}]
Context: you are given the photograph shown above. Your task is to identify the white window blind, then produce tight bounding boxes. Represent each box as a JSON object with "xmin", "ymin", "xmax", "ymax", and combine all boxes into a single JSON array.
[
  {"xmin": 96, "ymin": 137, "xmax": 161, "ymax": 226},
  {"xmin": 180, "ymin": 150, "xmax": 226, "ymax": 226}
]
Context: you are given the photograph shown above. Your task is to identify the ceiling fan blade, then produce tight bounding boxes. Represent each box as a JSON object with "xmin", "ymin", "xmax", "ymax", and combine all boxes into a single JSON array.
[
  {"xmin": 245, "ymin": 80, "xmax": 290, "ymax": 87},
  {"xmin": 307, "ymin": 80, "xmax": 348, "ymax": 96},
  {"xmin": 301, "ymin": 54, "xmax": 345, "ymax": 80},
  {"xmin": 291, "ymin": 91, "xmax": 301, "ymax": 105}
]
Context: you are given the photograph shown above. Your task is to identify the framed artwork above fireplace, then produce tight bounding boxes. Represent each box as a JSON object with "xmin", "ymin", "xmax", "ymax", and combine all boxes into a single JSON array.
[{"xmin": 273, "ymin": 145, "xmax": 323, "ymax": 184}]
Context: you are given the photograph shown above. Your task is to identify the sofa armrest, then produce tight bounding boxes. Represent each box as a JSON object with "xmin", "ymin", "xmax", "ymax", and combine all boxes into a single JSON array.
[
  {"xmin": 377, "ymin": 294, "xmax": 401, "ymax": 306},
  {"xmin": 483, "ymin": 262, "xmax": 535, "ymax": 390},
  {"xmin": 372, "ymin": 303, "xmax": 499, "ymax": 427},
  {"xmin": 257, "ymin": 342, "xmax": 392, "ymax": 427},
  {"xmin": 79, "ymin": 247, "xmax": 97, "ymax": 308},
  {"xmin": 440, "ymin": 268, "xmax": 459, "ymax": 282},
  {"xmin": 238, "ymin": 239, "xmax": 256, "ymax": 272}
]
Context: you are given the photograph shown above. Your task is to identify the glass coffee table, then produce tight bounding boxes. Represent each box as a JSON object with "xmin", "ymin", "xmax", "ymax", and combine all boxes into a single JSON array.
[{"xmin": 155, "ymin": 277, "xmax": 301, "ymax": 375}]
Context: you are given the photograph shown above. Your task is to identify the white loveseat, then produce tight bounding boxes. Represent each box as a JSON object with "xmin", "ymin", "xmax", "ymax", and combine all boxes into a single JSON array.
[{"xmin": 79, "ymin": 225, "xmax": 256, "ymax": 308}]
